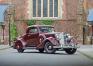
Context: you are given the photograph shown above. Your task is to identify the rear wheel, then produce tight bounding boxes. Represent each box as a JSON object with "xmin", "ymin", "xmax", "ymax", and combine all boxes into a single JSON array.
[
  {"xmin": 64, "ymin": 48, "xmax": 77, "ymax": 54},
  {"xmin": 17, "ymin": 49, "xmax": 24, "ymax": 53},
  {"xmin": 44, "ymin": 41, "xmax": 56, "ymax": 54},
  {"xmin": 16, "ymin": 44, "xmax": 24, "ymax": 53},
  {"xmin": 38, "ymin": 48, "xmax": 44, "ymax": 53}
]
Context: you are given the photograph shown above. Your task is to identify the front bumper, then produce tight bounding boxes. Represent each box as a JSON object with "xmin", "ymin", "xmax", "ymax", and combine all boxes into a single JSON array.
[{"xmin": 53, "ymin": 44, "xmax": 80, "ymax": 49}]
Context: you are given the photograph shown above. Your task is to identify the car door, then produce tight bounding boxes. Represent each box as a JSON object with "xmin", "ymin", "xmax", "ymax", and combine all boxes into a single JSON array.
[{"xmin": 26, "ymin": 27, "xmax": 39, "ymax": 47}]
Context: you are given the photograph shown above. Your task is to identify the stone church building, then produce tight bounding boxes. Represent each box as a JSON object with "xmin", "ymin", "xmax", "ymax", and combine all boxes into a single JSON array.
[{"xmin": 0, "ymin": 0, "xmax": 93, "ymax": 44}]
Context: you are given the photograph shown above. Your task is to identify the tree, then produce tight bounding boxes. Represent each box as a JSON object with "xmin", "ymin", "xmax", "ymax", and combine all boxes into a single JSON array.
[{"xmin": 10, "ymin": 22, "xmax": 18, "ymax": 41}]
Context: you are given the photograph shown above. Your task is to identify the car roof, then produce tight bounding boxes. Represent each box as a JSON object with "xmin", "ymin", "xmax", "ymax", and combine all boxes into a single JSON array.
[{"xmin": 28, "ymin": 25, "xmax": 54, "ymax": 28}]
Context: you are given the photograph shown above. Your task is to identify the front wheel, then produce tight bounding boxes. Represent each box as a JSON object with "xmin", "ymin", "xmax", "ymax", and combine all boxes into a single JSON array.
[
  {"xmin": 64, "ymin": 48, "xmax": 77, "ymax": 54},
  {"xmin": 44, "ymin": 41, "xmax": 56, "ymax": 54}
]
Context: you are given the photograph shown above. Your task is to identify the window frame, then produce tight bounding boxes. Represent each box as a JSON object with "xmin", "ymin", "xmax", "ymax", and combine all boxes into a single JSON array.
[{"xmin": 28, "ymin": 0, "xmax": 63, "ymax": 20}]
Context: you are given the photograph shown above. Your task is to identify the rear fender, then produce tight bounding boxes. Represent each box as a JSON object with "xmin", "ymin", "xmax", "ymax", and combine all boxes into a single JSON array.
[{"xmin": 14, "ymin": 39, "xmax": 26, "ymax": 49}]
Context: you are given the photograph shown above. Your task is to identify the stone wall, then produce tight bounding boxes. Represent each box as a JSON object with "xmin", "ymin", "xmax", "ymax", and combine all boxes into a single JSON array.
[{"xmin": 1, "ymin": 0, "xmax": 93, "ymax": 44}]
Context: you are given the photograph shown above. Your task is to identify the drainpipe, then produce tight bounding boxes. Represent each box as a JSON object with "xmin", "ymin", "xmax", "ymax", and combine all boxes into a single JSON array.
[
  {"xmin": 91, "ymin": 25, "xmax": 93, "ymax": 44},
  {"xmin": 83, "ymin": 26, "xmax": 85, "ymax": 44}
]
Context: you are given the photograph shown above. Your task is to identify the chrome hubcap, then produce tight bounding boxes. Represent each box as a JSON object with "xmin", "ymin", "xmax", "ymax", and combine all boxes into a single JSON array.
[{"xmin": 48, "ymin": 46, "xmax": 52, "ymax": 50}]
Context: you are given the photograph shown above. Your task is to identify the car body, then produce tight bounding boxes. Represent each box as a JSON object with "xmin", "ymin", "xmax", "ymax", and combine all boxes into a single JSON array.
[{"xmin": 13, "ymin": 25, "xmax": 79, "ymax": 54}]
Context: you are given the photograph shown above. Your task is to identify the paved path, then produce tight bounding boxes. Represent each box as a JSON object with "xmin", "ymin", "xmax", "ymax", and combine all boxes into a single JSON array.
[
  {"xmin": 0, "ymin": 45, "xmax": 10, "ymax": 50},
  {"xmin": 0, "ymin": 48, "xmax": 93, "ymax": 66},
  {"xmin": 0, "ymin": 44, "xmax": 93, "ymax": 66},
  {"xmin": 0, "ymin": 44, "xmax": 93, "ymax": 60},
  {"xmin": 78, "ymin": 45, "xmax": 93, "ymax": 60}
]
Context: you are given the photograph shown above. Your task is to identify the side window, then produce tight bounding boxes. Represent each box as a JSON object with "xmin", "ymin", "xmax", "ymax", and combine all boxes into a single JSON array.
[{"xmin": 29, "ymin": 27, "xmax": 38, "ymax": 33}]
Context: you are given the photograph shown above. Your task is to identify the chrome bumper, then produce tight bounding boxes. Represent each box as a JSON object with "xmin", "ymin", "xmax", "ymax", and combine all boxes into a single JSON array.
[
  {"xmin": 53, "ymin": 44, "xmax": 80, "ymax": 49},
  {"xmin": 61, "ymin": 44, "xmax": 80, "ymax": 48}
]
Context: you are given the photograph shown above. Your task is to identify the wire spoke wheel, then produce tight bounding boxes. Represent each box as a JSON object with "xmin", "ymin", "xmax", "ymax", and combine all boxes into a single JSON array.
[
  {"xmin": 64, "ymin": 48, "xmax": 77, "ymax": 54},
  {"xmin": 44, "ymin": 41, "xmax": 56, "ymax": 54}
]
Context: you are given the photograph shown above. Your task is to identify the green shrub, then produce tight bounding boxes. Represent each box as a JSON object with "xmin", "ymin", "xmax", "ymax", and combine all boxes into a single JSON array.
[
  {"xmin": 10, "ymin": 23, "xmax": 18, "ymax": 41},
  {"xmin": 27, "ymin": 19, "xmax": 53, "ymax": 26},
  {"xmin": 41, "ymin": 19, "xmax": 53, "ymax": 25},
  {"xmin": 27, "ymin": 20, "xmax": 36, "ymax": 26}
]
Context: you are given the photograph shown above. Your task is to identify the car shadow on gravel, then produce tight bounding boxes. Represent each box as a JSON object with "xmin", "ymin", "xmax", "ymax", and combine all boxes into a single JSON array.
[{"xmin": 13, "ymin": 51, "xmax": 78, "ymax": 56}]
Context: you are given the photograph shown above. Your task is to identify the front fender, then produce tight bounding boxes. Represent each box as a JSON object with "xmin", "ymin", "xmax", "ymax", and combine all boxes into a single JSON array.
[{"xmin": 43, "ymin": 37, "xmax": 60, "ymax": 46}]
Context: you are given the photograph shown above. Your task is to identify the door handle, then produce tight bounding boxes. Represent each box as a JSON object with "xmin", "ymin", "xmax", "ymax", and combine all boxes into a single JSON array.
[{"xmin": 28, "ymin": 35, "xmax": 31, "ymax": 37}]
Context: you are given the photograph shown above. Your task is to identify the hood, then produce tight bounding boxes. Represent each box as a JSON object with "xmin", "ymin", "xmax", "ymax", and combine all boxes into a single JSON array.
[
  {"xmin": 44, "ymin": 32, "xmax": 61, "ymax": 34},
  {"xmin": 42, "ymin": 32, "xmax": 62, "ymax": 38}
]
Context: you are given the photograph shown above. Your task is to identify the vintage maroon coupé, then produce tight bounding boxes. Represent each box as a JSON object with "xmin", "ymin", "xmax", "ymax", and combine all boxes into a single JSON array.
[{"xmin": 13, "ymin": 25, "xmax": 79, "ymax": 54}]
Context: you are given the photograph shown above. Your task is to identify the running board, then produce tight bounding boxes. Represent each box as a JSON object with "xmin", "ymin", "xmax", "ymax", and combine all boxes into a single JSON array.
[{"xmin": 23, "ymin": 47, "xmax": 36, "ymax": 49}]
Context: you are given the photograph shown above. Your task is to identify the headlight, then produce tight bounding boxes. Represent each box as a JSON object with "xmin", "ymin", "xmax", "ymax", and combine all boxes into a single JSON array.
[
  {"xmin": 55, "ymin": 33, "xmax": 64, "ymax": 40},
  {"xmin": 55, "ymin": 34, "xmax": 59, "ymax": 39},
  {"xmin": 64, "ymin": 33, "xmax": 72, "ymax": 39},
  {"xmin": 68, "ymin": 36, "xmax": 73, "ymax": 39}
]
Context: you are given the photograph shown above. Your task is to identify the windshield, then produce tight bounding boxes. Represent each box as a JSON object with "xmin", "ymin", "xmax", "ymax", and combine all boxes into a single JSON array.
[{"xmin": 39, "ymin": 26, "xmax": 54, "ymax": 33}]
